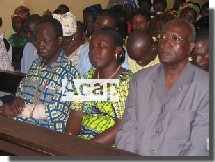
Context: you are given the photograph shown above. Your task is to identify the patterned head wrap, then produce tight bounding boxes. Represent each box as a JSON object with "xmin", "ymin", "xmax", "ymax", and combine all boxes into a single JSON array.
[
  {"xmin": 12, "ymin": 5, "xmax": 30, "ymax": 19},
  {"xmin": 179, "ymin": 2, "xmax": 201, "ymax": 17},
  {"xmin": 53, "ymin": 12, "xmax": 77, "ymax": 36},
  {"xmin": 166, "ymin": 8, "xmax": 178, "ymax": 17}
]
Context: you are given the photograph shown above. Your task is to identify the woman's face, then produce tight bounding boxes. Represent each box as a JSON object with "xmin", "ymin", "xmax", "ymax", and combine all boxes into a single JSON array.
[
  {"xmin": 89, "ymin": 31, "xmax": 117, "ymax": 69},
  {"xmin": 132, "ymin": 15, "xmax": 149, "ymax": 31},
  {"xmin": 153, "ymin": 2, "xmax": 166, "ymax": 13},
  {"xmin": 12, "ymin": 16, "xmax": 25, "ymax": 33},
  {"xmin": 179, "ymin": 8, "xmax": 197, "ymax": 25},
  {"xmin": 83, "ymin": 14, "xmax": 96, "ymax": 37}
]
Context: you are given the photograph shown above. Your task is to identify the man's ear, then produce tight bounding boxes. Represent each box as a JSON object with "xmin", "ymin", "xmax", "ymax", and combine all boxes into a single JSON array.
[
  {"xmin": 188, "ymin": 42, "xmax": 195, "ymax": 54},
  {"xmin": 115, "ymin": 46, "xmax": 122, "ymax": 55},
  {"xmin": 57, "ymin": 36, "xmax": 64, "ymax": 45}
]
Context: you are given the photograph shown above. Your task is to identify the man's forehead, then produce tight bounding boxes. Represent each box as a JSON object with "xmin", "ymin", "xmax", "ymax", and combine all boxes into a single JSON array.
[
  {"xmin": 163, "ymin": 21, "xmax": 191, "ymax": 35},
  {"xmin": 37, "ymin": 23, "xmax": 54, "ymax": 32}
]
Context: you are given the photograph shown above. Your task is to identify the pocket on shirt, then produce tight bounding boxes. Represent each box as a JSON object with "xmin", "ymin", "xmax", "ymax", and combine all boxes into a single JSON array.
[
  {"xmin": 167, "ymin": 110, "xmax": 195, "ymax": 140},
  {"xmin": 44, "ymin": 88, "xmax": 56, "ymax": 102}
]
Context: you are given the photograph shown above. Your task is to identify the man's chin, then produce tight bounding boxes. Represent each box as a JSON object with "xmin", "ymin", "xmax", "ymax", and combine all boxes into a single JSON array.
[{"xmin": 38, "ymin": 53, "xmax": 48, "ymax": 59}]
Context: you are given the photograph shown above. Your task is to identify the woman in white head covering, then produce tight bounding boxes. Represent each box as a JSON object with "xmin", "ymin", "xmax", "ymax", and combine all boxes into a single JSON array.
[{"xmin": 53, "ymin": 12, "xmax": 86, "ymax": 67}]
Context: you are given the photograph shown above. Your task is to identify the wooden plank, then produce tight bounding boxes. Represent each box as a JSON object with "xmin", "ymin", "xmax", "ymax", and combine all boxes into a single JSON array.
[
  {"xmin": 0, "ymin": 140, "xmax": 44, "ymax": 156},
  {"xmin": 0, "ymin": 70, "xmax": 25, "ymax": 94},
  {"xmin": 0, "ymin": 115, "xmax": 140, "ymax": 156}
]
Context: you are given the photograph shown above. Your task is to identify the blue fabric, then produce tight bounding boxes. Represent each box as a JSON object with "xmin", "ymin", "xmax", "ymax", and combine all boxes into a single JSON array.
[
  {"xmin": 21, "ymin": 42, "xmax": 39, "ymax": 74},
  {"xmin": 13, "ymin": 51, "xmax": 79, "ymax": 132}
]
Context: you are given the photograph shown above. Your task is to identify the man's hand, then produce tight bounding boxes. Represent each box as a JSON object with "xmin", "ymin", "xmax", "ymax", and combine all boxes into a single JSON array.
[{"xmin": 0, "ymin": 97, "xmax": 25, "ymax": 117}]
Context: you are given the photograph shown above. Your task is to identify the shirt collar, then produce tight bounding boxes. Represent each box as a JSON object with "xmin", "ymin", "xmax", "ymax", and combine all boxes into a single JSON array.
[
  {"xmin": 34, "ymin": 50, "xmax": 69, "ymax": 68},
  {"xmin": 151, "ymin": 62, "xmax": 195, "ymax": 86}
]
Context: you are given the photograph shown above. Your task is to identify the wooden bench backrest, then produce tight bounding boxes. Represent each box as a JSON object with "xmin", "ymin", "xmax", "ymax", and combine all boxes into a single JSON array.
[
  {"xmin": 0, "ymin": 115, "xmax": 140, "ymax": 157},
  {"xmin": 0, "ymin": 70, "xmax": 26, "ymax": 94}
]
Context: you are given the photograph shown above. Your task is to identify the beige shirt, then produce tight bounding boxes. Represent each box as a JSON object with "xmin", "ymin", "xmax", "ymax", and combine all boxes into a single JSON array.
[{"xmin": 128, "ymin": 55, "xmax": 160, "ymax": 73}]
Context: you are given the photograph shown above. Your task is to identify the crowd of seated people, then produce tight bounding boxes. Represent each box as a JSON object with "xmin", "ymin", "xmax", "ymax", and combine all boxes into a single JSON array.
[{"xmin": 0, "ymin": 0, "xmax": 210, "ymax": 156}]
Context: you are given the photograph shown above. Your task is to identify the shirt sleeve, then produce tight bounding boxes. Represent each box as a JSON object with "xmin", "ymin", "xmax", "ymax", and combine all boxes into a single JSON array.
[
  {"xmin": 115, "ymin": 77, "xmax": 138, "ymax": 154},
  {"xmin": 77, "ymin": 43, "xmax": 92, "ymax": 77}
]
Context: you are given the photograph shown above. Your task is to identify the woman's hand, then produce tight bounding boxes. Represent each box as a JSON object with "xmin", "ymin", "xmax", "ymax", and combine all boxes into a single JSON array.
[
  {"xmin": 64, "ymin": 110, "xmax": 84, "ymax": 135},
  {"xmin": 90, "ymin": 119, "xmax": 122, "ymax": 145}
]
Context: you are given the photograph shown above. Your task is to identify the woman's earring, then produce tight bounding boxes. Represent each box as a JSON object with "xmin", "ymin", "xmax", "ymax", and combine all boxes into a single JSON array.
[{"xmin": 115, "ymin": 53, "xmax": 118, "ymax": 60}]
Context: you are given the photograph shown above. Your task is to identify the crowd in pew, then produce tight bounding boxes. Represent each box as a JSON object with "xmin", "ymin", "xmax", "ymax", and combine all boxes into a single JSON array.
[{"xmin": 0, "ymin": 0, "xmax": 209, "ymax": 156}]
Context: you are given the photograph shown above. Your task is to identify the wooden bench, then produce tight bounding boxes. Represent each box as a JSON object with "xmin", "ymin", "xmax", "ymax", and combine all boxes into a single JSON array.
[
  {"xmin": 0, "ymin": 115, "xmax": 140, "ymax": 157},
  {"xmin": 0, "ymin": 70, "xmax": 26, "ymax": 94}
]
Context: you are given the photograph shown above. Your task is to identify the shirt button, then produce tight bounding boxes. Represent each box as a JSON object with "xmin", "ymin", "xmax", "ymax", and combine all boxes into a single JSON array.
[
  {"xmin": 151, "ymin": 149, "xmax": 156, "ymax": 154},
  {"xmin": 156, "ymin": 128, "xmax": 161, "ymax": 133},
  {"xmin": 161, "ymin": 107, "xmax": 165, "ymax": 113},
  {"xmin": 161, "ymin": 105, "xmax": 165, "ymax": 113}
]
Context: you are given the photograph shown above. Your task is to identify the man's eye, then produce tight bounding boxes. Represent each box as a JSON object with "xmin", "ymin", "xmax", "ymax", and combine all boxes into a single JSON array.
[
  {"xmin": 160, "ymin": 34, "xmax": 165, "ymax": 39},
  {"xmin": 97, "ymin": 43, "xmax": 104, "ymax": 47},
  {"xmin": 172, "ymin": 35, "xmax": 182, "ymax": 41}
]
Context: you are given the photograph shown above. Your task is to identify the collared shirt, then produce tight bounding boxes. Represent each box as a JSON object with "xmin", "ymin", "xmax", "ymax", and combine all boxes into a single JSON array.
[
  {"xmin": 13, "ymin": 51, "xmax": 79, "ymax": 132},
  {"xmin": 77, "ymin": 43, "xmax": 129, "ymax": 77},
  {"xmin": 116, "ymin": 62, "xmax": 209, "ymax": 156},
  {"xmin": 21, "ymin": 42, "xmax": 39, "ymax": 74},
  {"xmin": 128, "ymin": 55, "xmax": 160, "ymax": 73}
]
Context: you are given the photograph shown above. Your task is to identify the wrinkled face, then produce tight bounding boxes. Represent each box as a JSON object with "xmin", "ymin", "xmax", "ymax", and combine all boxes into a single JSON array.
[
  {"xmin": 12, "ymin": 16, "xmax": 24, "ymax": 32},
  {"xmin": 83, "ymin": 14, "xmax": 96, "ymax": 37},
  {"xmin": 132, "ymin": 15, "xmax": 149, "ymax": 31},
  {"xmin": 94, "ymin": 15, "xmax": 116, "ymax": 31},
  {"xmin": 179, "ymin": 8, "xmax": 197, "ymax": 25},
  {"xmin": 89, "ymin": 32, "xmax": 117, "ymax": 69},
  {"xmin": 158, "ymin": 21, "xmax": 194, "ymax": 66},
  {"xmin": 192, "ymin": 39, "xmax": 209, "ymax": 71},
  {"xmin": 35, "ymin": 23, "xmax": 62, "ymax": 61}
]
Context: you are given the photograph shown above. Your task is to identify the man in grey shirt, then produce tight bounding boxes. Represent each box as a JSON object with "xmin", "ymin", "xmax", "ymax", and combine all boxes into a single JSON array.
[{"xmin": 115, "ymin": 18, "xmax": 209, "ymax": 156}]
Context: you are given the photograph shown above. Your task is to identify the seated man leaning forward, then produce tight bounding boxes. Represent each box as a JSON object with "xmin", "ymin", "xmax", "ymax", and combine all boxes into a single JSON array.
[
  {"xmin": 0, "ymin": 16, "xmax": 78, "ymax": 132},
  {"xmin": 115, "ymin": 18, "xmax": 209, "ymax": 156}
]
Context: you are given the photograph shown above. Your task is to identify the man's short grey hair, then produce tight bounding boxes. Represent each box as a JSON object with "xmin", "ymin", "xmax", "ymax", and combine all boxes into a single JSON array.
[
  {"xmin": 165, "ymin": 18, "xmax": 196, "ymax": 42},
  {"xmin": 178, "ymin": 18, "xmax": 196, "ymax": 42}
]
